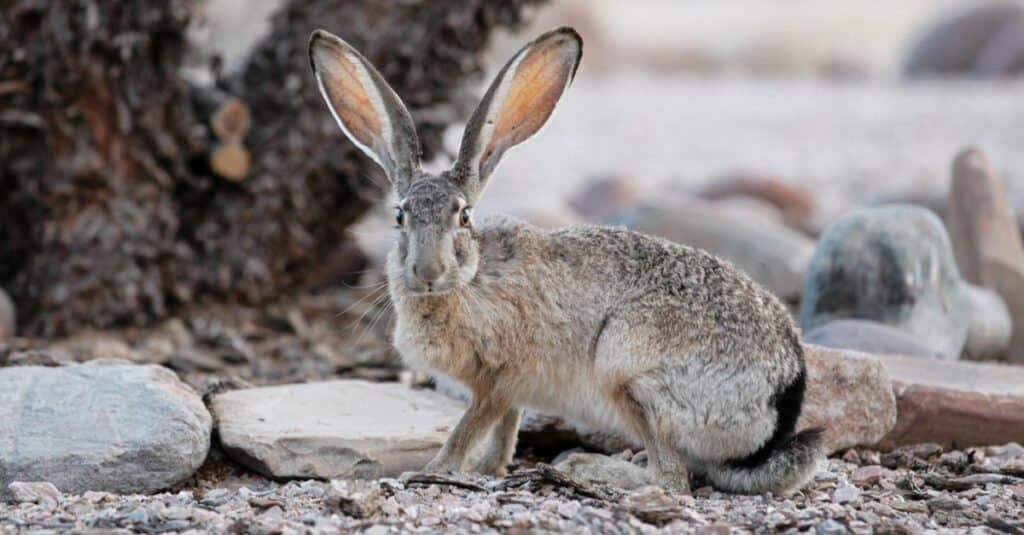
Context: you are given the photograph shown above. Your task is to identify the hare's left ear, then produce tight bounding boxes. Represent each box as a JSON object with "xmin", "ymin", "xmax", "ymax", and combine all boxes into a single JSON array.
[
  {"xmin": 454, "ymin": 27, "xmax": 582, "ymax": 200},
  {"xmin": 309, "ymin": 29, "xmax": 421, "ymax": 193}
]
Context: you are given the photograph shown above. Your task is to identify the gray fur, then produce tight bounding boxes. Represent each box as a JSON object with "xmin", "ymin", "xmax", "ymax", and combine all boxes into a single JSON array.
[{"xmin": 310, "ymin": 27, "xmax": 823, "ymax": 494}]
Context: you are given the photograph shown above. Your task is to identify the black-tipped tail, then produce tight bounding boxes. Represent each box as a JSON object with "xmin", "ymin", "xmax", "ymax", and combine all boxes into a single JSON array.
[{"xmin": 706, "ymin": 428, "xmax": 825, "ymax": 495}]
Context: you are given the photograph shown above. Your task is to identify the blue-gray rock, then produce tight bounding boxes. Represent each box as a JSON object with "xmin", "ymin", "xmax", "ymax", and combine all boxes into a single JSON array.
[
  {"xmin": 903, "ymin": 2, "xmax": 1024, "ymax": 78},
  {"xmin": 803, "ymin": 319, "xmax": 943, "ymax": 358},
  {"xmin": 800, "ymin": 205, "xmax": 1010, "ymax": 360},
  {"xmin": 0, "ymin": 360, "xmax": 211, "ymax": 498}
]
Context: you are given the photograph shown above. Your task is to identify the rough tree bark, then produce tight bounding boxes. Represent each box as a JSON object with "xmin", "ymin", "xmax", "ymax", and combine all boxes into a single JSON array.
[
  {"xmin": 0, "ymin": 1, "xmax": 202, "ymax": 337},
  {"xmin": 0, "ymin": 0, "xmax": 545, "ymax": 336}
]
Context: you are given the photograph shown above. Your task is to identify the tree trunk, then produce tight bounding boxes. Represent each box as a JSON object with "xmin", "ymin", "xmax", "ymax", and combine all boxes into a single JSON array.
[{"xmin": 0, "ymin": 0, "xmax": 545, "ymax": 336}]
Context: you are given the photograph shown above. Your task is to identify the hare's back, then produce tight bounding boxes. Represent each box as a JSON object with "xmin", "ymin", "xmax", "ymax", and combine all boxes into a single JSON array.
[{"xmin": 544, "ymin": 225, "xmax": 800, "ymax": 354}]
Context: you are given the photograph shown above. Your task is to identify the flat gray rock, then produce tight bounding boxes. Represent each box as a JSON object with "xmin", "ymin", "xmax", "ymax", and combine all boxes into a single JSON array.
[
  {"xmin": 803, "ymin": 319, "xmax": 943, "ymax": 358},
  {"xmin": 0, "ymin": 360, "xmax": 211, "ymax": 499},
  {"xmin": 211, "ymin": 380, "xmax": 464, "ymax": 479}
]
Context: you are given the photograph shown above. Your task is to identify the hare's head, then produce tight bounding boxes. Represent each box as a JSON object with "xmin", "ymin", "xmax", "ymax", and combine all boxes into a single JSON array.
[{"xmin": 310, "ymin": 27, "xmax": 581, "ymax": 294}]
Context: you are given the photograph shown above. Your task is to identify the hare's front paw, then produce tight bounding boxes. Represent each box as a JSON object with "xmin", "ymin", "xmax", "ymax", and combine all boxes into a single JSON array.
[
  {"xmin": 471, "ymin": 454, "xmax": 510, "ymax": 477},
  {"xmin": 423, "ymin": 456, "xmax": 461, "ymax": 475}
]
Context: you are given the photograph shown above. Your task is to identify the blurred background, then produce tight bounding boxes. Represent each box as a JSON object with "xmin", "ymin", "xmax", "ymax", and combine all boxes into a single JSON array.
[
  {"xmin": 350, "ymin": 0, "xmax": 1024, "ymax": 261},
  {"xmin": 2, "ymin": 0, "xmax": 1023, "ymax": 372}
]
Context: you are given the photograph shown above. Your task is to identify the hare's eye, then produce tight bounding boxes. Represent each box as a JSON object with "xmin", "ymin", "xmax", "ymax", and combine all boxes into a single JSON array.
[
  {"xmin": 459, "ymin": 207, "xmax": 472, "ymax": 227},
  {"xmin": 395, "ymin": 208, "xmax": 405, "ymax": 226}
]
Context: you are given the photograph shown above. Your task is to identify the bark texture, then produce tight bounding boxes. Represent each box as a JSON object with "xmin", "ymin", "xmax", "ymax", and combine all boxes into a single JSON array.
[{"xmin": 0, "ymin": 0, "xmax": 544, "ymax": 336}]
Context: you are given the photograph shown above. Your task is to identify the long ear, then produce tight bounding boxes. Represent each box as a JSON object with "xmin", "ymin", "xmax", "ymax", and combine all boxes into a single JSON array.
[
  {"xmin": 309, "ymin": 29, "xmax": 420, "ymax": 192},
  {"xmin": 454, "ymin": 27, "xmax": 582, "ymax": 200}
]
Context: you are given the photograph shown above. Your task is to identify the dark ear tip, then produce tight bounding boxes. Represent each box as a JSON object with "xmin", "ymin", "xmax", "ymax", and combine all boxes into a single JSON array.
[
  {"xmin": 541, "ymin": 27, "xmax": 583, "ymax": 79},
  {"xmin": 308, "ymin": 29, "xmax": 329, "ymax": 66},
  {"xmin": 541, "ymin": 26, "xmax": 583, "ymax": 50},
  {"xmin": 309, "ymin": 29, "xmax": 329, "ymax": 48},
  {"xmin": 553, "ymin": 26, "xmax": 583, "ymax": 44}
]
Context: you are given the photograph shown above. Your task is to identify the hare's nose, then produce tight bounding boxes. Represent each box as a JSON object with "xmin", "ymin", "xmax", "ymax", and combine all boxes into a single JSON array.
[{"xmin": 413, "ymin": 260, "xmax": 446, "ymax": 286}]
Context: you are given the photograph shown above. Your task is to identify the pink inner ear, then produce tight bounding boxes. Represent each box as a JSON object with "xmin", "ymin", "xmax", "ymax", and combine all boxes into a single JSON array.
[
  {"xmin": 315, "ymin": 42, "xmax": 384, "ymax": 151},
  {"xmin": 479, "ymin": 39, "xmax": 576, "ymax": 176}
]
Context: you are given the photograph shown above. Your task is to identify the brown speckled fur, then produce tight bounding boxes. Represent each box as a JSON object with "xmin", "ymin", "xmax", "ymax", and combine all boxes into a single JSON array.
[{"xmin": 311, "ymin": 27, "xmax": 823, "ymax": 494}]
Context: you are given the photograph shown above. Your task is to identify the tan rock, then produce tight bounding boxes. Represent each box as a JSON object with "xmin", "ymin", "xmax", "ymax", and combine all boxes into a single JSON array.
[
  {"xmin": 878, "ymin": 354, "xmax": 1024, "ymax": 450},
  {"xmin": 0, "ymin": 288, "xmax": 14, "ymax": 340},
  {"xmin": 797, "ymin": 344, "xmax": 897, "ymax": 453},
  {"xmin": 44, "ymin": 331, "xmax": 135, "ymax": 362},
  {"xmin": 699, "ymin": 174, "xmax": 817, "ymax": 233},
  {"xmin": 211, "ymin": 380, "xmax": 464, "ymax": 479},
  {"xmin": 568, "ymin": 174, "xmax": 643, "ymax": 223},
  {"xmin": 947, "ymin": 148, "xmax": 1024, "ymax": 362},
  {"xmin": 850, "ymin": 465, "xmax": 886, "ymax": 487}
]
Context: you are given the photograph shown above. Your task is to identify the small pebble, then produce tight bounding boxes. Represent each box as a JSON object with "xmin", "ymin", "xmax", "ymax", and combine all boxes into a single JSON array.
[
  {"xmin": 816, "ymin": 518, "xmax": 849, "ymax": 535},
  {"xmin": 832, "ymin": 485, "xmax": 860, "ymax": 504},
  {"xmin": 851, "ymin": 465, "xmax": 885, "ymax": 487}
]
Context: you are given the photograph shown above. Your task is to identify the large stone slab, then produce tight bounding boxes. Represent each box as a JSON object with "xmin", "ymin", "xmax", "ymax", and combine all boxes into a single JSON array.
[
  {"xmin": 797, "ymin": 344, "xmax": 897, "ymax": 453},
  {"xmin": 947, "ymin": 148, "xmax": 1024, "ymax": 362},
  {"xmin": 878, "ymin": 354, "xmax": 1024, "ymax": 450},
  {"xmin": 211, "ymin": 380, "xmax": 464, "ymax": 479},
  {"xmin": 0, "ymin": 360, "xmax": 211, "ymax": 499}
]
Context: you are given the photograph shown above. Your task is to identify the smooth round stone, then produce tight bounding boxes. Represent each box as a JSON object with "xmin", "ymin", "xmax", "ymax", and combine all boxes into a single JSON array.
[
  {"xmin": 800, "ymin": 205, "xmax": 971, "ymax": 359},
  {"xmin": 961, "ymin": 284, "xmax": 1012, "ymax": 360}
]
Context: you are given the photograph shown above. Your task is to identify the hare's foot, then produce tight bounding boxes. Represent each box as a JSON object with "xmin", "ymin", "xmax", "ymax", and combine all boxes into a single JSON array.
[
  {"xmin": 612, "ymin": 381, "xmax": 691, "ymax": 494},
  {"xmin": 470, "ymin": 408, "xmax": 522, "ymax": 477},
  {"xmin": 423, "ymin": 454, "xmax": 462, "ymax": 474},
  {"xmin": 470, "ymin": 452, "xmax": 509, "ymax": 477},
  {"xmin": 554, "ymin": 452, "xmax": 658, "ymax": 490},
  {"xmin": 637, "ymin": 422, "xmax": 691, "ymax": 494}
]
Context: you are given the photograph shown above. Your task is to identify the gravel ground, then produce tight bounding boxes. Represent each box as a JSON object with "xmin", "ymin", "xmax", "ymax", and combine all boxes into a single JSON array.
[{"xmin": 3, "ymin": 444, "xmax": 1021, "ymax": 534}]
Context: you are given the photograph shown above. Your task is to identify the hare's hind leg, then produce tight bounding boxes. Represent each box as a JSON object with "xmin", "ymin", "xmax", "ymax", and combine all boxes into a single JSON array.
[
  {"xmin": 471, "ymin": 408, "xmax": 522, "ymax": 476},
  {"xmin": 611, "ymin": 383, "xmax": 691, "ymax": 493}
]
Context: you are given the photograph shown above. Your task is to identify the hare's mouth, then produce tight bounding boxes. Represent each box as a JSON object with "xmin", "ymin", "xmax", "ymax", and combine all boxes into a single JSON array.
[{"xmin": 404, "ymin": 279, "xmax": 458, "ymax": 297}]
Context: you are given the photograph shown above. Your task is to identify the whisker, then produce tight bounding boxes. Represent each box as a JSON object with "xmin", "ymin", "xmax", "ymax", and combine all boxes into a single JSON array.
[{"xmin": 336, "ymin": 286, "xmax": 389, "ymax": 319}]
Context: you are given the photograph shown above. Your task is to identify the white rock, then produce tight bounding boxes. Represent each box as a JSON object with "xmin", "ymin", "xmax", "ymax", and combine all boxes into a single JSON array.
[
  {"xmin": 211, "ymin": 380, "xmax": 464, "ymax": 479},
  {"xmin": 832, "ymin": 484, "xmax": 860, "ymax": 504},
  {"xmin": 8, "ymin": 481, "xmax": 61, "ymax": 508}
]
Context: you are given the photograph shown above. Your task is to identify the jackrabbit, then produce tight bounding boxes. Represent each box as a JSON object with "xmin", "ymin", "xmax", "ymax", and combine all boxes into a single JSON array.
[{"xmin": 309, "ymin": 27, "xmax": 823, "ymax": 494}]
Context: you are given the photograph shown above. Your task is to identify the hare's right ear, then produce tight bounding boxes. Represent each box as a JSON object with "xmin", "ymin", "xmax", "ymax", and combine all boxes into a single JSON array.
[
  {"xmin": 309, "ymin": 29, "xmax": 420, "ymax": 193},
  {"xmin": 453, "ymin": 27, "xmax": 582, "ymax": 201}
]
